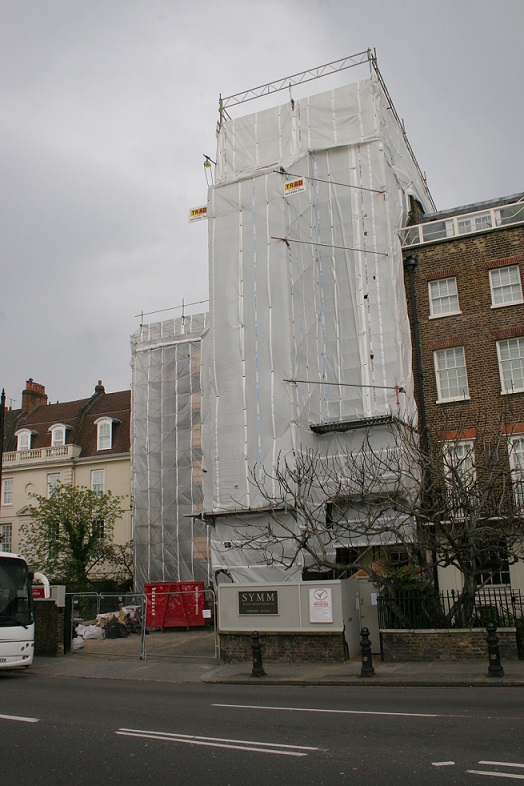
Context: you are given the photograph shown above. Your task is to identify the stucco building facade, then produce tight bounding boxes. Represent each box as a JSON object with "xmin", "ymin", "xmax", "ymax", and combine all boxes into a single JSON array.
[{"xmin": 0, "ymin": 379, "xmax": 131, "ymax": 559}]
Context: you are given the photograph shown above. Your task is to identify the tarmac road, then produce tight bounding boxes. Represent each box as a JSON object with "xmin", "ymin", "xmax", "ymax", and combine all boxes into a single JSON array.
[{"xmin": 1, "ymin": 671, "xmax": 523, "ymax": 785}]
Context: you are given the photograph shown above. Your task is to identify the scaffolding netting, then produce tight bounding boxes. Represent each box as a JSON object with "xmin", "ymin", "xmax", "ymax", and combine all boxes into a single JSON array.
[
  {"xmin": 131, "ymin": 314, "xmax": 209, "ymax": 591},
  {"xmin": 202, "ymin": 73, "xmax": 432, "ymax": 582}
]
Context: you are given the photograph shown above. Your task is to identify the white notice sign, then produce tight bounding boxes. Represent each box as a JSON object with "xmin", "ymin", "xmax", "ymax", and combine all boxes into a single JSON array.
[
  {"xmin": 283, "ymin": 177, "xmax": 306, "ymax": 196},
  {"xmin": 189, "ymin": 205, "xmax": 208, "ymax": 222},
  {"xmin": 309, "ymin": 587, "xmax": 333, "ymax": 623}
]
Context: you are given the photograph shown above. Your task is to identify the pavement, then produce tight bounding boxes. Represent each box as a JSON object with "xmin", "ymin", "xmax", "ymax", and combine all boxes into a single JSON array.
[{"xmin": 27, "ymin": 630, "xmax": 524, "ymax": 687}]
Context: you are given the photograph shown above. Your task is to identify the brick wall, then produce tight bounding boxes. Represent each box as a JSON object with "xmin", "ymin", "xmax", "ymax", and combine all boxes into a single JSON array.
[
  {"xmin": 381, "ymin": 628, "xmax": 518, "ymax": 661},
  {"xmin": 34, "ymin": 600, "xmax": 65, "ymax": 657},
  {"xmin": 218, "ymin": 631, "xmax": 348, "ymax": 664},
  {"xmin": 404, "ymin": 224, "xmax": 524, "ymax": 432}
]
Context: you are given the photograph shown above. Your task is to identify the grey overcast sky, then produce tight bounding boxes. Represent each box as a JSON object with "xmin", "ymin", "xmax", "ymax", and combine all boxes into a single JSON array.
[{"xmin": 1, "ymin": 0, "xmax": 522, "ymax": 407}]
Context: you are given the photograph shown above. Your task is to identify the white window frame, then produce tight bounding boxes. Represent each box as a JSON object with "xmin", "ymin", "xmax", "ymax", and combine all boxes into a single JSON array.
[
  {"xmin": 497, "ymin": 337, "xmax": 524, "ymax": 394},
  {"xmin": 92, "ymin": 519, "xmax": 105, "ymax": 540},
  {"xmin": 457, "ymin": 212, "xmax": 492, "ymax": 235},
  {"xmin": 15, "ymin": 429, "xmax": 33, "ymax": 452},
  {"xmin": 477, "ymin": 541, "xmax": 511, "ymax": 587},
  {"xmin": 489, "ymin": 265, "xmax": 523, "ymax": 308},
  {"xmin": 443, "ymin": 439, "xmax": 476, "ymax": 519},
  {"xmin": 2, "ymin": 478, "xmax": 13, "ymax": 506},
  {"xmin": 95, "ymin": 418, "xmax": 113, "ymax": 451},
  {"xmin": 47, "ymin": 473, "xmax": 60, "ymax": 498},
  {"xmin": 0, "ymin": 524, "xmax": 13, "ymax": 553},
  {"xmin": 49, "ymin": 424, "xmax": 67, "ymax": 447},
  {"xmin": 434, "ymin": 346, "xmax": 470, "ymax": 403},
  {"xmin": 508, "ymin": 435, "xmax": 524, "ymax": 512},
  {"xmin": 91, "ymin": 469, "xmax": 105, "ymax": 495},
  {"xmin": 419, "ymin": 219, "xmax": 455, "ymax": 243},
  {"xmin": 428, "ymin": 276, "xmax": 461, "ymax": 318}
]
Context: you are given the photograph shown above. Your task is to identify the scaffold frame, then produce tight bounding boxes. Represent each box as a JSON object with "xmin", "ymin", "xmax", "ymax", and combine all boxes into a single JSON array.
[{"xmin": 218, "ymin": 48, "xmax": 435, "ymax": 210}]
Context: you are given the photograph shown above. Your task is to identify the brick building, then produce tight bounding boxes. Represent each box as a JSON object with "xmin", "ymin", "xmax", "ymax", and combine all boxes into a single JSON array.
[{"xmin": 402, "ymin": 193, "xmax": 524, "ymax": 591}]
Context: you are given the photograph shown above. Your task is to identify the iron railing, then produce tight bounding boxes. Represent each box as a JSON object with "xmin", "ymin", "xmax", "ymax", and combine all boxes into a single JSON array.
[{"xmin": 378, "ymin": 587, "xmax": 524, "ymax": 630}]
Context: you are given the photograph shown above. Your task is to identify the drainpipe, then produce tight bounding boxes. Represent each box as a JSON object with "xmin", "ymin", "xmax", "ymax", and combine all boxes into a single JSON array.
[
  {"xmin": 403, "ymin": 256, "xmax": 439, "ymax": 590},
  {"xmin": 403, "ymin": 256, "xmax": 428, "ymax": 453}
]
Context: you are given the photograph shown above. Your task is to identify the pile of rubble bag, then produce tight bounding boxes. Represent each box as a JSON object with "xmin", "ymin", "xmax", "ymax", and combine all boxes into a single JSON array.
[{"xmin": 72, "ymin": 604, "xmax": 142, "ymax": 650}]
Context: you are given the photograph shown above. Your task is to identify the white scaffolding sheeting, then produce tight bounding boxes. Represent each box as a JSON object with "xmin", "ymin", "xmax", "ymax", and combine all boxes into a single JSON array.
[
  {"xmin": 131, "ymin": 314, "xmax": 209, "ymax": 591},
  {"xmin": 211, "ymin": 511, "xmax": 303, "ymax": 584},
  {"xmin": 202, "ymin": 73, "xmax": 431, "ymax": 583}
]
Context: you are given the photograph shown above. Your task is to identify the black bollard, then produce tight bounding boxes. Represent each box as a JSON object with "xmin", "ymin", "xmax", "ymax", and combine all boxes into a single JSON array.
[
  {"xmin": 251, "ymin": 631, "xmax": 266, "ymax": 677},
  {"xmin": 486, "ymin": 622, "xmax": 504, "ymax": 678},
  {"xmin": 360, "ymin": 627, "xmax": 375, "ymax": 677}
]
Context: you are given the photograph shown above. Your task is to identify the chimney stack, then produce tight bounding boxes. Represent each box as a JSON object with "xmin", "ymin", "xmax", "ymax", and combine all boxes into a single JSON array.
[{"xmin": 21, "ymin": 379, "xmax": 48, "ymax": 413}]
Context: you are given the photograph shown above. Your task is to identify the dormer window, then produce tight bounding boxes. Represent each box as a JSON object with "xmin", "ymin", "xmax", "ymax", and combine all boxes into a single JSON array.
[
  {"xmin": 15, "ymin": 429, "xmax": 35, "ymax": 452},
  {"xmin": 95, "ymin": 417, "xmax": 118, "ymax": 451},
  {"xmin": 49, "ymin": 424, "xmax": 69, "ymax": 447},
  {"xmin": 97, "ymin": 419, "xmax": 111, "ymax": 450}
]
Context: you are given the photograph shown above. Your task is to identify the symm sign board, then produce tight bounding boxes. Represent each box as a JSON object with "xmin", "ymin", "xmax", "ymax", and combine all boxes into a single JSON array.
[{"xmin": 238, "ymin": 590, "xmax": 278, "ymax": 615}]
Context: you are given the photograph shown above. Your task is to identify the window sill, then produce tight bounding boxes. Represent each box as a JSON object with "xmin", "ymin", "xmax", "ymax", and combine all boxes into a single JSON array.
[
  {"xmin": 429, "ymin": 311, "xmax": 462, "ymax": 320},
  {"xmin": 501, "ymin": 389, "xmax": 524, "ymax": 396},
  {"xmin": 477, "ymin": 583, "xmax": 511, "ymax": 589},
  {"xmin": 490, "ymin": 300, "xmax": 524, "ymax": 309},
  {"xmin": 436, "ymin": 396, "xmax": 471, "ymax": 405}
]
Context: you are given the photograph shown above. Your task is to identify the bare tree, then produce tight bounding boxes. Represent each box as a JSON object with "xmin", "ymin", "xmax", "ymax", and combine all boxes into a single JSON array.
[{"xmin": 228, "ymin": 416, "xmax": 524, "ymax": 622}]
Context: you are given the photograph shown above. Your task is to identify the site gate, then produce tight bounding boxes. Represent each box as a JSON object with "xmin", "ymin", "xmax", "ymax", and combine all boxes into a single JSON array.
[{"xmin": 68, "ymin": 587, "xmax": 217, "ymax": 661}]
